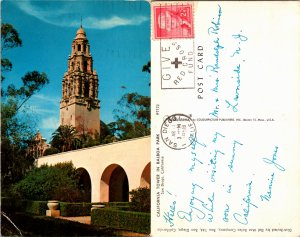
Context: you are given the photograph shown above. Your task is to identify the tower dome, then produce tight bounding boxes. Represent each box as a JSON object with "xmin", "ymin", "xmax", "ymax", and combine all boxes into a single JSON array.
[{"xmin": 75, "ymin": 26, "xmax": 86, "ymax": 39}]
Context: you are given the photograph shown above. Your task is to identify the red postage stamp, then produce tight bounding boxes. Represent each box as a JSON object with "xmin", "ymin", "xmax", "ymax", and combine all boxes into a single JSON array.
[{"xmin": 153, "ymin": 4, "xmax": 194, "ymax": 39}]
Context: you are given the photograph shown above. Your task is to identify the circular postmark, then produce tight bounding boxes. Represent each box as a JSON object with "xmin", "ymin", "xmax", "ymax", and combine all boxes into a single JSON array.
[{"xmin": 161, "ymin": 114, "xmax": 196, "ymax": 150}]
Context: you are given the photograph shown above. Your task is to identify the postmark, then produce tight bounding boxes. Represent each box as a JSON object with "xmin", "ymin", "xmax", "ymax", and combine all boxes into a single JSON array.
[
  {"xmin": 161, "ymin": 114, "xmax": 197, "ymax": 150},
  {"xmin": 160, "ymin": 40, "xmax": 195, "ymax": 89},
  {"xmin": 153, "ymin": 4, "xmax": 194, "ymax": 39}
]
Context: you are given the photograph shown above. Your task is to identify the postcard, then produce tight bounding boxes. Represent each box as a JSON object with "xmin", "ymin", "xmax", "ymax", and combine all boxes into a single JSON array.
[{"xmin": 151, "ymin": 1, "xmax": 300, "ymax": 236}]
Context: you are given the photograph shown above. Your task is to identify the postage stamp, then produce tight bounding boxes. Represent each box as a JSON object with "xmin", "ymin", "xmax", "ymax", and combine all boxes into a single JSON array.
[
  {"xmin": 153, "ymin": 4, "xmax": 194, "ymax": 39},
  {"xmin": 161, "ymin": 114, "xmax": 196, "ymax": 150}
]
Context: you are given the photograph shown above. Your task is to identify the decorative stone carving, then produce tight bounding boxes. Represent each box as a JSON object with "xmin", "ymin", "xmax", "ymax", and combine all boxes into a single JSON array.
[{"xmin": 60, "ymin": 26, "xmax": 100, "ymax": 137}]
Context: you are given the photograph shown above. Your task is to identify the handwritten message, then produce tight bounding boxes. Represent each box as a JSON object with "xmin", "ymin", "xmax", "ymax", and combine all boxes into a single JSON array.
[
  {"xmin": 206, "ymin": 5, "xmax": 249, "ymax": 117},
  {"xmin": 157, "ymin": 130, "xmax": 286, "ymax": 228}
]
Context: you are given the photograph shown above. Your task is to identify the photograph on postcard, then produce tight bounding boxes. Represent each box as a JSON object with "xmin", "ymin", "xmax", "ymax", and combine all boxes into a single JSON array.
[{"xmin": 1, "ymin": 1, "xmax": 150, "ymax": 236}]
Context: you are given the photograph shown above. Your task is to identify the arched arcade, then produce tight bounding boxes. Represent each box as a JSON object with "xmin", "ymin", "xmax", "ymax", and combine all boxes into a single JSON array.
[{"xmin": 37, "ymin": 136, "xmax": 150, "ymax": 203}]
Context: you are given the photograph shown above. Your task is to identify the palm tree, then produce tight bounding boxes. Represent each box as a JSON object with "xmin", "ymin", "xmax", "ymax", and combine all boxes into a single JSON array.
[{"xmin": 51, "ymin": 125, "xmax": 81, "ymax": 152}]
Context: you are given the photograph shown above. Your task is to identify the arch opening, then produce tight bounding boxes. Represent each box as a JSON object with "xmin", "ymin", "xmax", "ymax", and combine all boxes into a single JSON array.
[
  {"xmin": 100, "ymin": 164, "xmax": 129, "ymax": 202},
  {"xmin": 77, "ymin": 167, "xmax": 91, "ymax": 202}
]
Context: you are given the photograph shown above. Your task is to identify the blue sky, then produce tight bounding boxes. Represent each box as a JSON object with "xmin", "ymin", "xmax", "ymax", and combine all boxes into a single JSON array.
[{"xmin": 2, "ymin": 0, "xmax": 150, "ymax": 142}]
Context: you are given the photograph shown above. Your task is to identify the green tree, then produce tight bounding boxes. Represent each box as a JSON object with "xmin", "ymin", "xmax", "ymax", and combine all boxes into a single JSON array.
[
  {"xmin": 113, "ymin": 92, "xmax": 150, "ymax": 140},
  {"xmin": 142, "ymin": 60, "xmax": 151, "ymax": 86},
  {"xmin": 142, "ymin": 60, "xmax": 151, "ymax": 74},
  {"xmin": 1, "ymin": 23, "xmax": 48, "ymax": 105},
  {"xmin": 1, "ymin": 23, "xmax": 49, "ymax": 190},
  {"xmin": 78, "ymin": 131, "xmax": 101, "ymax": 148},
  {"xmin": 107, "ymin": 60, "xmax": 151, "ymax": 140},
  {"xmin": 43, "ymin": 147, "xmax": 60, "ymax": 156},
  {"xmin": 100, "ymin": 120, "xmax": 117, "ymax": 144},
  {"xmin": 1, "ymin": 23, "xmax": 22, "ymax": 81},
  {"xmin": 50, "ymin": 125, "xmax": 81, "ymax": 152},
  {"xmin": 5, "ymin": 71, "xmax": 49, "ymax": 111},
  {"xmin": 11, "ymin": 162, "xmax": 86, "ymax": 202},
  {"xmin": 129, "ymin": 187, "xmax": 150, "ymax": 213}
]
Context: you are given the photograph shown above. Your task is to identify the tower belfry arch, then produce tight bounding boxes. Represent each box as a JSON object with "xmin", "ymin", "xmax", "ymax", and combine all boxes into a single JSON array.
[{"xmin": 60, "ymin": 26, "xmax": 100, "ymax": 136}]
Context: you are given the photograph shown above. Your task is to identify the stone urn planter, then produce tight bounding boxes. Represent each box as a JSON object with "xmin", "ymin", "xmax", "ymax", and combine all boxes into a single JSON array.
[{"xmin": 47, "ymin": 200, "xmax": 59, "ymax": 210}]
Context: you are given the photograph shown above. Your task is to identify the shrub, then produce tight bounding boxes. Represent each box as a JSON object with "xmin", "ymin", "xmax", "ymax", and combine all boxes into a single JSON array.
[
  {"xmin": 5, "ymin": 212, "xmax": 116, "ymax": 236},
  {"xmin": 2, "ymin": 198, "xmax": 110, "ymax": 218},
  {"xmin": 60, "ymin": 202, "xmax": 92, "ymax": 217},
  {"xmin": 52, "ymin": 186, "xmax": 84, "ymax": 202},
  {"xmin": 104, "ymin": 202, "xmax": 130, "ymax": 211},
  {"xmin": 23, "ymin": 200, "xmax": 48, "ymax": 215},
  {"xmin": 113, "ymin": 206, "xmax": 130, "ymax": 211},
  {"xmin": 11, "ymin": 162, "xmax": 85, "ymax": 202},
  {"xmin": 105, "ymin": 202, "xmax": 130, "ymax": 207},
  {"xmin": 43, "ymin": 147, "xmax": 60, "ymax": 156},
  {"xmin": 1, "ymin": 198, "xmax": 47, "ymax": 215},
  {"xmin": 1, "ymin": 197, "xmax": 17, "ymax": 213},
  {"xmin": 91, "ymin": 208, "xmax": 150, "ymax": 234},
  {"xmin": 129, "ymin": 187, "xmax": 150, "ymax": 213}
]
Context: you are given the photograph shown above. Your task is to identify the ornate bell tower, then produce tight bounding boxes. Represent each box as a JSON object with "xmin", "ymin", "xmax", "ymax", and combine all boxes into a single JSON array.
[{"xmin": 60, "ymin": 26, "xmax": 100, "ymax": 136}]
